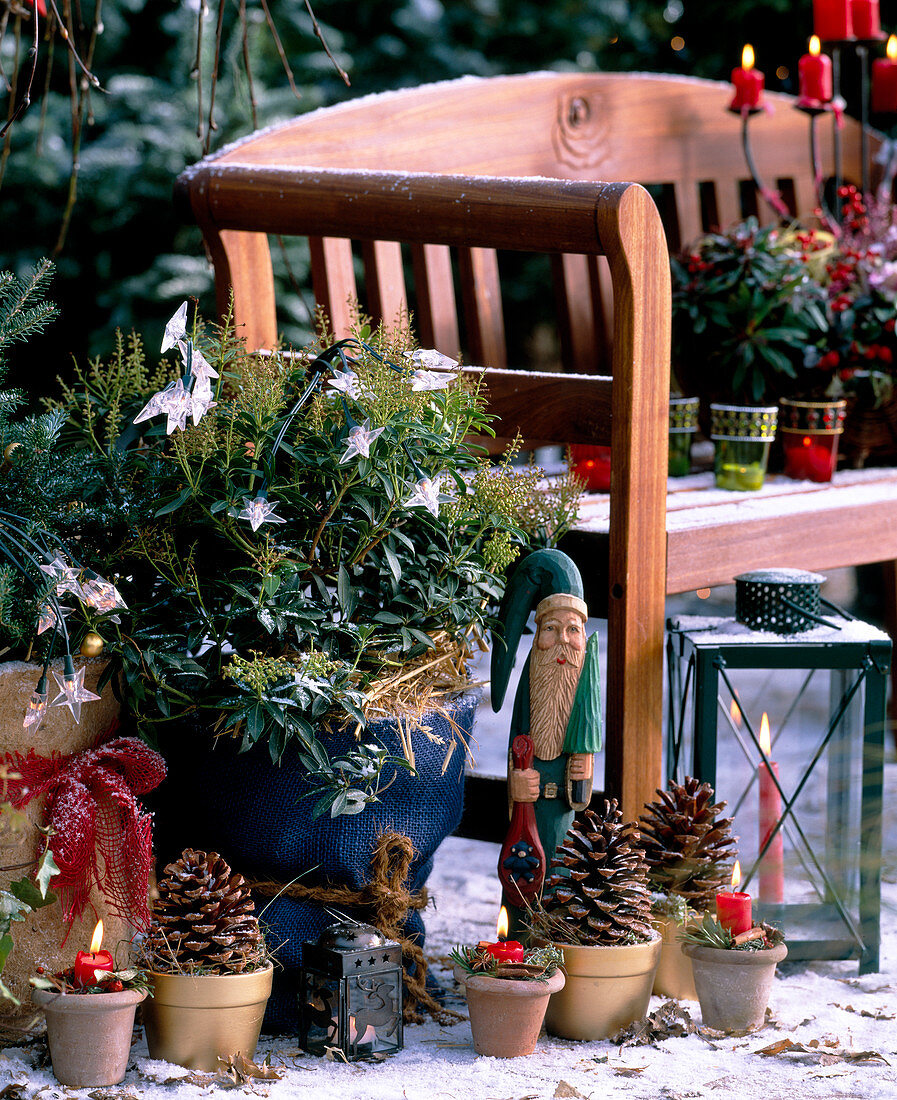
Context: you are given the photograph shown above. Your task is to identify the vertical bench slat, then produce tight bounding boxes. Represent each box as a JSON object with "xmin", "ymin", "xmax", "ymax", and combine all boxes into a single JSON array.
[
  {"xmin": 217, "ymin": 229, "xmax": 279, "ymax": 351},
  {"xmin": 361, "ymin": 239, "xmax": 408, "ymax": 328},
  {"xmin": 309, "ymin": 236, "xmax": 358, "ymax": 338},
  {"xmin": 411, "ymin": 243, "xmax": 461, "ymax": 355},
  {"xmin": 673, "ymin": 183, "xmax": 703, "ymax": 248},
  {"xmin": 458, "ymin": 246, "xmax": 507, "ymax": 368},
  {"xmin": 553, "ymin": 253, "xmax": 601, "ymax": 374},
  {"xmin": 714, "ymin": 181, "xmax": 742, "ymax": 231}
]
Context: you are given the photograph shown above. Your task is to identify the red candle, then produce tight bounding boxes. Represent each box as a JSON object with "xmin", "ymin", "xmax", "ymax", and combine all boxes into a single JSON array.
[
  {"xmin": 730, "ymin": 45, "xmax": 765, "ymax": 111},
  {"xmin": 73, "ymin": 920, "xmax": 115, "ymax": 987},
  {"xmin": 716, "ymin": 861, "xmax": 753, "ymax": 935},
  {"xmin": 813, "ymin": 0, "xmax": 854, "ymax": 40},
  {"xmin": 798, "ymin": 37, "xmax": 833, "ymax": 105},
  {"xmin": 758, "ymin": 713, "xmax": 785, "ymax": 905},
  {"xmin": 851, "ymin": 0, "xmax": 883, "ymax": 39},
  {"xmin": 480, "ymin": 906, "xmax": 525, "ymax": 963},
  {"xmin": 872, "ymin": 35, "xmax": 897, "ymax": 112}
]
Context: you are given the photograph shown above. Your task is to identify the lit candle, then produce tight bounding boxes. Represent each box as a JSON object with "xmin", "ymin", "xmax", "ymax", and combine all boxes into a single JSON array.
[
  {"xmin": 758, "ymin": 713, "xmax": 785, "ymax": 905},
  {"xmin": 716, "ymin": 861, "xmax": 753, "ymax": 935},
  {"xmin": 872, "ymin": 35, "xmax": 897, "ymax": 112},
  {"xmin": 851, "ymin": 0, "xmax": 883, "ymax": 39},
  {"xmin": 798, "ymin": 37, "xmax": 833, "ymax": 105},
  {"xmin": 73, "ymin": 920, "xmax": 115, "ymax": 988},
  {"xmin": 813, "ymin": 0, "xmax": 854, "ymax": 40},
  {"xmin": 730, "ymin": 45, "xmax": 765, "ymax": 111},
  {"xmin": 479, "ymin": 907, "xmax": 525, "ymax": 963}
]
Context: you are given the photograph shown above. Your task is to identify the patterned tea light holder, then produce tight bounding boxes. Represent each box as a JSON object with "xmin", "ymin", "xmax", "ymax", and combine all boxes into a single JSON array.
[
  {"xmin": 778, "ymin": 398, "xmax": 846, "ymax": 483},
  {"xmin": 710, "ymin": 404, "xmax": 778, "ymax": 491},
  {"xmin": 298, "ymin": 920, "xmax": 403, "ymax": 1060},
  {"xmin": 669, "ymin": 396, "xmax": 700, "ymax": 477}
]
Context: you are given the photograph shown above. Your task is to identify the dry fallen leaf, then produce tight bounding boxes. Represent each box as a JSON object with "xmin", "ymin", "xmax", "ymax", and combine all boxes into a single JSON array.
[
  {"xmin": 830, "ymin": 1003, "xmax": 896, "ymax": 1020},
  {"xmin": 755, "ymin": 1037, "xmax": 890, "ymax": 1065},
  {"xmin": 613, "ymin": 1067, "xmax": 645, "ymax": 1077},
  {"xmin": 553, "ymin": 1083, "xmax": 588, "ymax": 1099},
  {"xmin": 220, "ymin": 1053, "xmax": 283, "ymax": 1081},
  {"xmin": 614, "ymin": 1000, "xmax": 697, "ymax": 1047}
]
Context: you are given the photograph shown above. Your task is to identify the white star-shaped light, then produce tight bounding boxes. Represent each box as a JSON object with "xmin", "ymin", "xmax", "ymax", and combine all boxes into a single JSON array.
[
  {"xmin": 190, "ymin": 376, "xmax": 217, "ymax": 425},
  {"xmin": 39, "ymin": 556, "xmax": 83, "ymax": 599},
  {"xmin": 50, "ymin": 666, "xmax": 101, "ymax": 724},
  {"xmin": 236, "ymin": 495, "xmax": 288, "ymax": 533},
  {"xmin": 409, "ymin": 348, "xmax": 458, "ymax": 371},
  {"xmin": 23, "ymin": 688, "xmax": 49, "ymax": 730},
  {"xmin": 405, "ymin": 476, "xmax": 442, "ymax": 517},
  {"xmin": 340, "ymin": 420, "xmax": 386, "ymax": 463},
  {"xmin": 164, "ymin": 378, "xmax": 193, "ymax": 434},
  {"xmin": 409, "ymin": 369, "xmax": 452, "ymax": 392},
  {"xmin": 178, "ymin": 342, "xmax": 219, "ymax": 381},
  {"xmin": 162, "ymin": 302, "xmax": 189, "ymax": 353},
  {"xmin": 37, "ymin": 601, "xmax": 71, "ymax": 635},
  {"xmin": 327, "ymin": 369, "xmax": 374, "ymax": 401},
  {"xmin": 134, "ymin": 386, "xmax": 171, "ymax": 426},
  {"xmin": 80, "ymin": 576, "xmax": 127, "ymax": 614}
]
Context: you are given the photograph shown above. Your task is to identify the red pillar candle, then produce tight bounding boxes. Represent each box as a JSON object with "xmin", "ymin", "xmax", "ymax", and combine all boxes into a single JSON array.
[
  {"xmin": 872, "ymin": 35, "xmax": 897, "ymax": 112},
  {"xmin": 73, "ymin": 920, "xmax": 115, "ymax": 987},
  {"xmin": 813, "ymin": 0, "xmax": 854, "ymax": 40},
  {"xmin": 479, "ymin": 906, "xmax": 525, "ymax": 963},
  {"xmin": 758, "ymin": 713, "xmax": 785, "ymax": 905},
  {"xmin": 851, "ymin": 0, "xmax": 883, "ymax": 39},
  {"xmin": 730, "ymin": 45, "xmax": 765, "ymax": 111},
  {"xmin": 716, "ymin": 861, "xmax": 753, "ymax": 935},
  {"xmin": 798, "ymin": 37, "xmax": 833, "ymax": 105}
]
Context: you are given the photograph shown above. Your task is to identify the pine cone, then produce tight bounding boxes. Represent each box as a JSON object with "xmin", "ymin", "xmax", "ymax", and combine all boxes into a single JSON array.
[
  {"xmin": 639, "ymin": 777, "xmax": 737, "ymax": 912},
  {"xmin": 144, "ymin": 849, "xmax": 266, "ymax": 974},
  {"xmin": 535, "ymin": 800, "xmax": 654, "ymax": 946}
]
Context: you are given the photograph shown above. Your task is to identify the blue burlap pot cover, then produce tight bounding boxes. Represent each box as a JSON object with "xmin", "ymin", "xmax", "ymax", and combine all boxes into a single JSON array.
[{"xmin": 155, "ymin": 692, "xmax": 477, "ymax": 1031}]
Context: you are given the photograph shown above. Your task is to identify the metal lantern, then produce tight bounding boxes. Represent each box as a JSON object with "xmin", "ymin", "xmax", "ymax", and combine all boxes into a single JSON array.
[
  {"xmin": 666, "ymin": 611, "xmax": 890, "ymax": 974},
  {"xmin": 299, "ymin": 920, "xmax": 403, "ymax": 1059}
]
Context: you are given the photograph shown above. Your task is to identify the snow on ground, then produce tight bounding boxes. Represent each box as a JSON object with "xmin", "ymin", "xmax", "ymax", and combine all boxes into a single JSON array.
[{"xmin": 1, "ymin": 786, "xmax": 895, "ymax": 1100}]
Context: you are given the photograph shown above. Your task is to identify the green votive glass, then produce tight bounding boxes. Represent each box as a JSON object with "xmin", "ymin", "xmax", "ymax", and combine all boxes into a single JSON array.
[{"xmin": 713, "ymin": 438, "xmax": 772, "ymax": 491}]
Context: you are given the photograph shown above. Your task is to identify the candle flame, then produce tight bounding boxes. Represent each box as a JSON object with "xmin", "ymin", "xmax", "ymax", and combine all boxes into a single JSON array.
[
  {"xmin": 496, "ymin": 906, "xmax": 509, "ymax": 942},
  {"xmin": 889, "ymin": 35, "xmax": 897, "ymax": 63},
  {"xmin": 759, "ymin": 712, "xmax": 771, "ymax": 756},
  {"xmin": 730, "ymin": 698, "xmax": 742, "ymax": 726},
  {"xmin": 809, "ymin": 35, "xmax": 821, "ymax": 58},
  {"xmin": 742, "ymin": 44, "xmax": 755, "ymax": 71},
  {"xmin": 732, "ymin": 861, "xmax": 741, "ymax": 890},
  {"xmin": 89, "ymin": 920, "xmax": 104, "ymax": 954}
]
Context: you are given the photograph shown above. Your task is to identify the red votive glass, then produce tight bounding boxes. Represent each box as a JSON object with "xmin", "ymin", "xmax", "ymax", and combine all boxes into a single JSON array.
[
  {"xmin": 570, "ymin": 444, "xmax": 612, "ymax": 493},
  {"xmin": 782, "ymin": 431, "xmax": 839, "ymax": 482}
]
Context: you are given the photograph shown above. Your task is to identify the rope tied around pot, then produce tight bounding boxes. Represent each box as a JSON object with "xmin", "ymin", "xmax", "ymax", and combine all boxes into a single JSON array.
[{"xmin": 248, "ymin": 830, "xmax": 462, "ymax": 1025}]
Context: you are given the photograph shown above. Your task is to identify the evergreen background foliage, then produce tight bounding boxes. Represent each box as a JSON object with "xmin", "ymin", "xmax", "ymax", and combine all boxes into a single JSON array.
[{"xmin": 0, "ymin": 0, "xmax": 838, "ymax": 393}]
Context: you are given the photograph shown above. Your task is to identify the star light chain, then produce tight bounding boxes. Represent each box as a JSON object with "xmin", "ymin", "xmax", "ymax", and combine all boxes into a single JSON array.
[
  {"xmin": 133, "ymin": 307, "xmax": 457, "ymax": 529},
  {"xmin": 0, "ymin": 513, "xmax": 127, "ymax": 731}
]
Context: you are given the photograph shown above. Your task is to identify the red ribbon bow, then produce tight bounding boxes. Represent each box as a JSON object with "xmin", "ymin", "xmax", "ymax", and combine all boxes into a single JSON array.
[{"xmin": 4, "ymin": 728, "xmax": 166, "ymax": 932}]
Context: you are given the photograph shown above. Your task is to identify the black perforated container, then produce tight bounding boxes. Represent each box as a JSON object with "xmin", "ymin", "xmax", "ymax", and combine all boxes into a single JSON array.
[{"xmin": 734, "ymin": 568, "xmax": 832, "ymax": 634}]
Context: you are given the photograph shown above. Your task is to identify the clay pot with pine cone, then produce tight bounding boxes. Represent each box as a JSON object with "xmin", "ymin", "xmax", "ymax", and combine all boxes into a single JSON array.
[
  {"xmin": 528, "ymin": 800, "xmax": 661, "ymax": 1040},
  {"xmin": 639, "ymin": 777, "xmax": 736, "ymax": 1001},
  {"xmin": 140, "ymin": 849, "xmax": 273, "ymax": 1071}
]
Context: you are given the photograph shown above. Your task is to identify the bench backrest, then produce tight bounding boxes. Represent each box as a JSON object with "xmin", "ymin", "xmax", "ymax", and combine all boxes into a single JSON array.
[{"xmin": 177, "ymin": 71, "xmax": 867, "ymax": 372}]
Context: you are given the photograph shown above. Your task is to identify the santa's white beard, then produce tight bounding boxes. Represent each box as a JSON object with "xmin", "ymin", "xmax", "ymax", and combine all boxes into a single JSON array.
[{"xmin": 528, "ymin": 642, "xmax": 583, "ymax": 759}]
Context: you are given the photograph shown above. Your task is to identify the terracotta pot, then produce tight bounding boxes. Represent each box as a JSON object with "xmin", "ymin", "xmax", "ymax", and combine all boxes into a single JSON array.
[
  {"xmin": 463, "ymin": 969, "xmax": 566, "ymax": 1058},
  {"xmin": 143, "ymin": 967, "xmax": 274, "ymax": 1071},
  {"xmin": 652, "ymin": 916, "xmax": 698, "ymax": 1001},
  {"xmin": 682, "ymin": 942, "xmax": 787, "ymax": 1031},
  {"xmin": 544, "ymin": 933, "xmax": 661, "ymax": 1040},
  {"xmin": 32, "ymin": 987, "xmax": 146, "ymax": 1087}
]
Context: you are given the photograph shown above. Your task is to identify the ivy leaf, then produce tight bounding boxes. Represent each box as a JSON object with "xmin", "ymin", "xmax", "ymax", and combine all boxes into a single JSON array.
[{"xmin": 35, "ymin": 848, "xmax": 60, "ymax": 900}]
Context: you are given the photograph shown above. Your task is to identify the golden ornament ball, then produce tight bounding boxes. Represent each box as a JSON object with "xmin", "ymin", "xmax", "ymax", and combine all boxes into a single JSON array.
[
  {"xmin": 2, "ymin": 442, "xmax": 20, "ymax": 465},
  {"xmin": 79, "ymin": 632, "xmax": 104, "ymax": 657}
]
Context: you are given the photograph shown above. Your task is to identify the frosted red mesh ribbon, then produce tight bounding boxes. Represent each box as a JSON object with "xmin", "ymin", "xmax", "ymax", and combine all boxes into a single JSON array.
[{"xmin": 4, "ymin": 730, "xmax": 166, "ymax": 931}]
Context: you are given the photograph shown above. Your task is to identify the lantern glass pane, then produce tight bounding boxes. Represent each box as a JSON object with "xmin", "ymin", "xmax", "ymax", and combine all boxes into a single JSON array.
[
  {"xmin": 346, "ymin": 971, "xmax": 403, "ymax": 1055},
  {"xmin": 299, "ymin": 973, "xmax": 341, "ymax": 1055}
]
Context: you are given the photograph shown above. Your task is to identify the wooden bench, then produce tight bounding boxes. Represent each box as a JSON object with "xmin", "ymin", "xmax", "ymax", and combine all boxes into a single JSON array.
[{"xmin": 175, "ymin": 71, "xmax": 895, "ymax": 820}]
